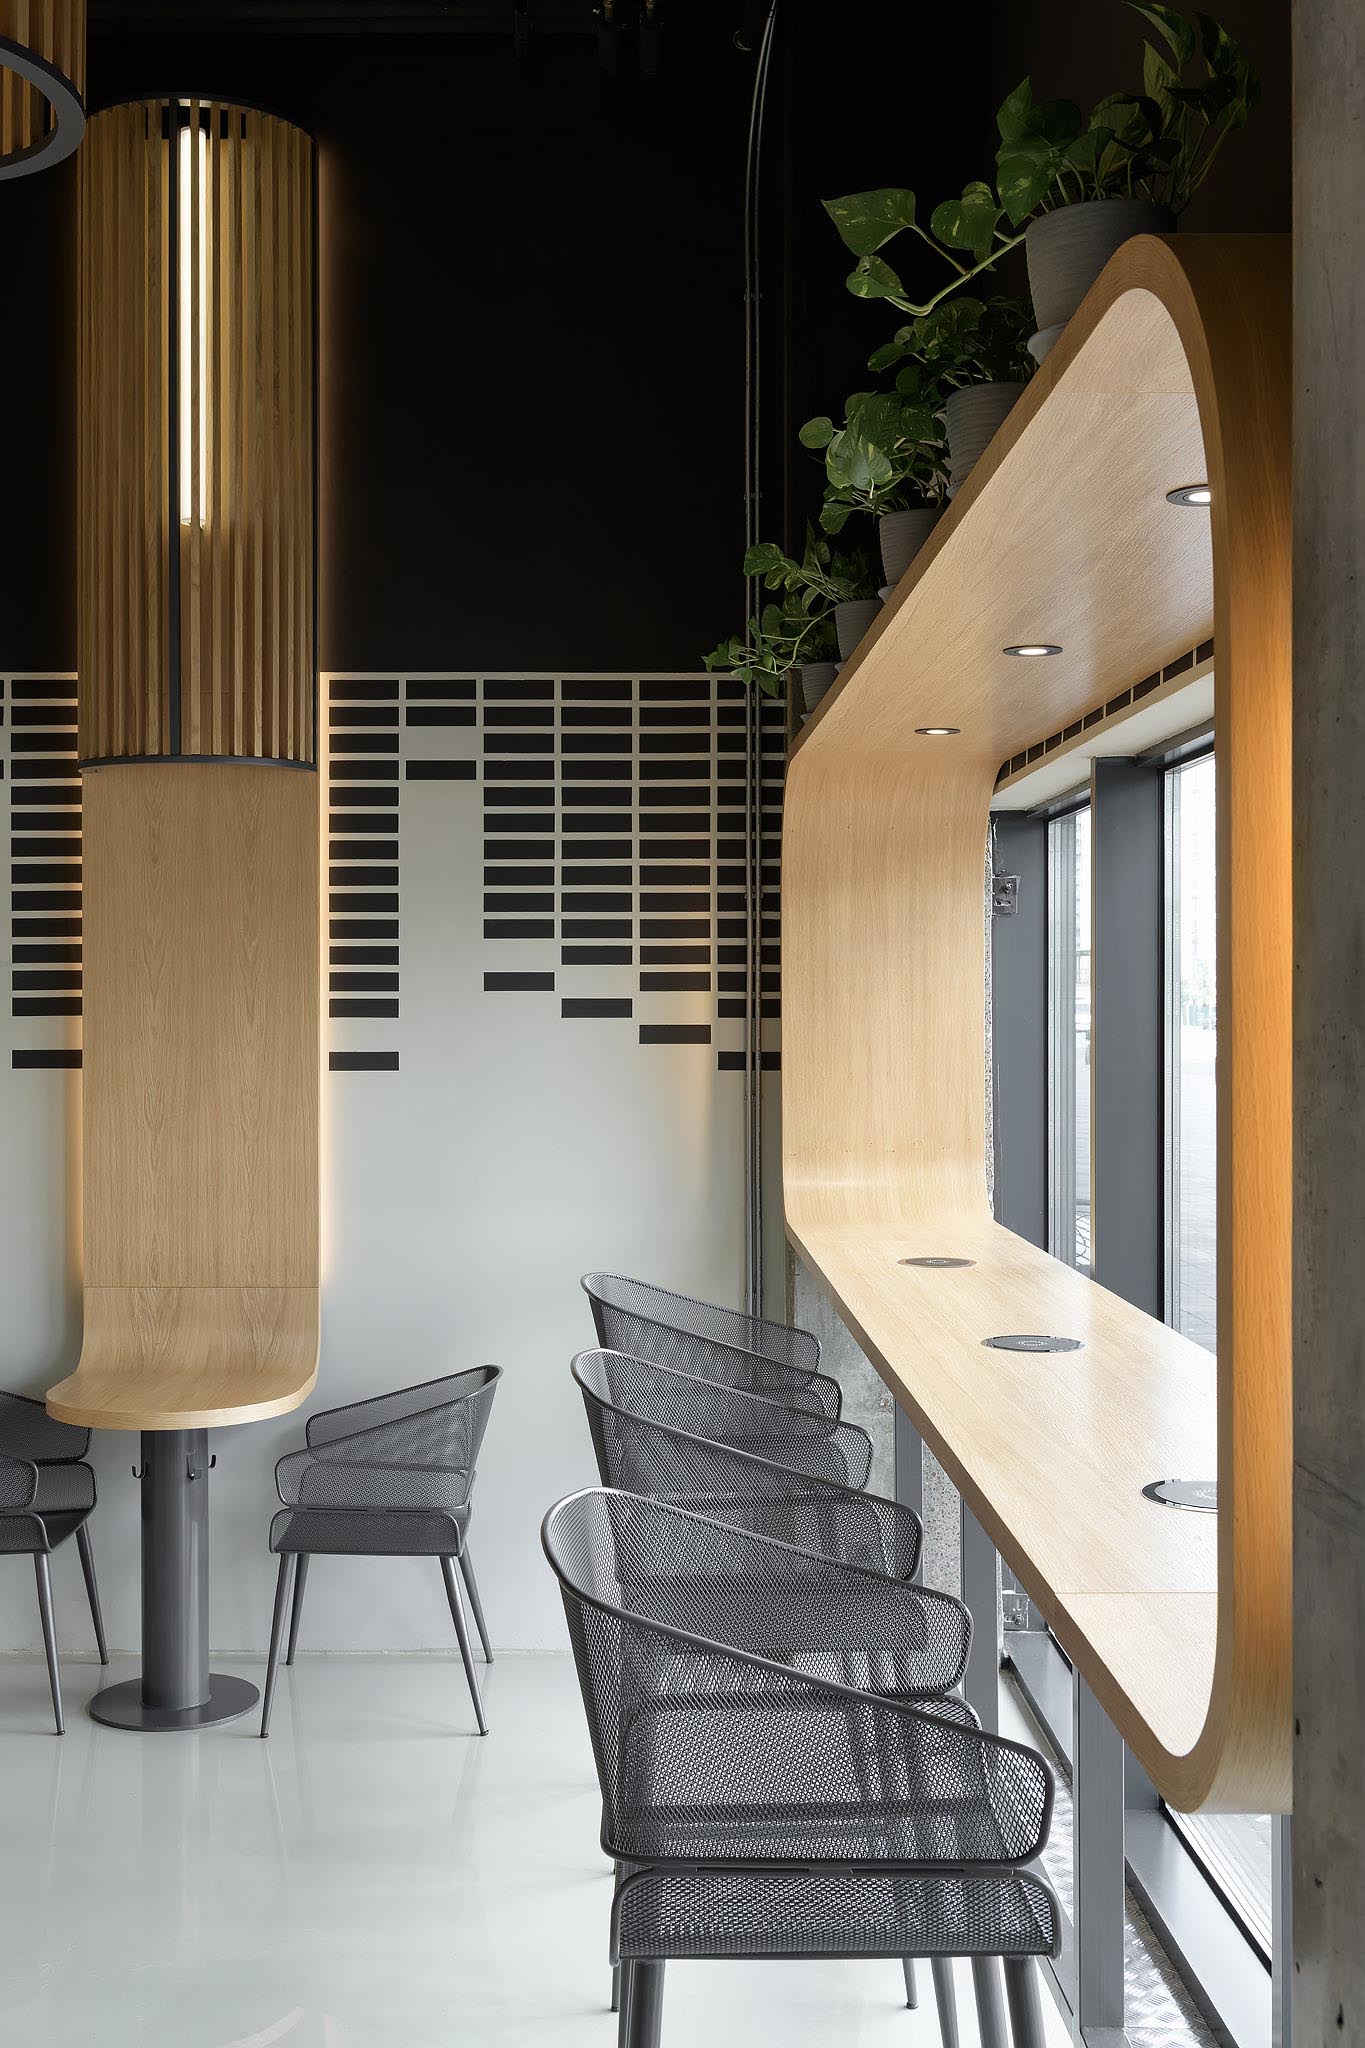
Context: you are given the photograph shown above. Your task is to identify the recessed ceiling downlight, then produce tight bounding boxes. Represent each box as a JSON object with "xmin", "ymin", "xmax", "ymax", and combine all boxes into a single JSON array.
[
  {"xmin": 1002, "ymin": 643, "xmax": 1062, "ymax": 658},
  {"xmin": 1166, "ymin": 482, "xmax": 1212, "ymax": 507},
  {"xmin": 915, "ymin": 726, "xmax": 960, "ymax": 736}
]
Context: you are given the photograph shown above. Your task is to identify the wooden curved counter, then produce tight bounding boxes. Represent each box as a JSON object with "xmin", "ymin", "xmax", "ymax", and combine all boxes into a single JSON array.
[
  {"xmin": 783, "ymin": 236, "xmax": 1290, "ymax": 1813},
  {"xmin": 47, "ymin": 764, "xmax": 320, "ymax": 1433}
]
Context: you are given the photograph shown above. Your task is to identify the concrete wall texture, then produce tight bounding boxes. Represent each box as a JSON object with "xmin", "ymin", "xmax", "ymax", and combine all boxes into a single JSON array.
[{"xmin": 1293, "ymin": 0, "xmax": 1365, "ymax": 2032}]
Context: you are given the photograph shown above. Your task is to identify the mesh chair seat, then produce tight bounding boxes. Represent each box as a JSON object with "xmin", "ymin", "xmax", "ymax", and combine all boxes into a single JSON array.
[
  {"xmin": 544, "ymin": 1490, "xmax": 1050, "ymax": 1868},
  {"xmin": 271, "ymin": 1501, "xmax": 471, "ymax": 1557},
  {"xmin": 582, "ymin": 1272, "xmax": 830, "ymax": 1410},
  {"xmin": 614, "ymin": 1864, "xmax": 1061, "ymax": 1962},
  {"xmin": 575, "ymin": 1350, "xmax": 915, "ymax": 1575},
  {"xmin": 0, "ymin": 1391, "xmax": 90, "ymax": 1464},
  {"xmin": 585, "ymin": 1351, "xmax": 871, "ymax": 1489}
]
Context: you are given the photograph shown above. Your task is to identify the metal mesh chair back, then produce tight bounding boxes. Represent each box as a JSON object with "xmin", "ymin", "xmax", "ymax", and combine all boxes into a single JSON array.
[
  {"xmin": 577, "ymin": 1349, "xmax": 870, "ymax": 1490},
  {"xmin": 0, "ymin": 1390, "xmax": 90, "ymax": 1463},
  {"xmin": 573, "ymin": 1350, "xmax": 915, "ymax": 1576},
  {"xmin": 276, "ymin": 1365, "xmax": 501, "ymax": 1519},
  {"xmin": 543, "ymin": 1488, "xmax": 1050, "ymax": 1867},
  {"xmin": 582, "ymin": 1272, "xmax": 824, "ymax": 1406}
]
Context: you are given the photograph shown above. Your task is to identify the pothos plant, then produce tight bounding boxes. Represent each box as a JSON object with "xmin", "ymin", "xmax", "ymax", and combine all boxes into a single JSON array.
[
  {"xmin": 704, "ymin": 530, "xmax": 873, "ymax": 696},
  {"xmin": 823, "ymin": 3, "xmax": 1256, "ymax": 319},
  {"xmin": 797, "ymin": 386, "xmax": 950, "ymax": 534},
  {"xmin": 866, "ymin": 297, "xmax": 1034, "ymax": 395}
]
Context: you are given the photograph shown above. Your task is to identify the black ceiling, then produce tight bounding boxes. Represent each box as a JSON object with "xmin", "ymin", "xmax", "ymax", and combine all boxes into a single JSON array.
[{"xmin": 89, "ymin": 0, "xmax": 742, "ymax": 33}]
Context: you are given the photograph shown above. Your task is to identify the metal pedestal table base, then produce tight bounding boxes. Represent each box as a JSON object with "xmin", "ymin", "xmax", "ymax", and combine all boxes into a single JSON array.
[{"xmin": 89, "ymin": 1427, "xmax": 259, "ymax": 1732}]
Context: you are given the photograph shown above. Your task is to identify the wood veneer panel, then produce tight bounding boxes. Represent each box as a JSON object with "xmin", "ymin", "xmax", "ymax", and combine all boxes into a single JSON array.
[
  {"xmin": 783, "ymin": 236, "xmax": 1290, "ymax": 1813},
  {"xmin": 47, "ymin": 762, "xmax": 320, "ymax": 1431}
]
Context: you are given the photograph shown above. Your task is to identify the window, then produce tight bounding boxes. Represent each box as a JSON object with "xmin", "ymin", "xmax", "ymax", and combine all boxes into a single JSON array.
[
  {"xmin": 1047, "ymin": 805, "xmax": 1091, "ymax": 1273},
  {"xmin": 1165, "ymin": 752, "xmax": 1218, "ymax": 1351}
]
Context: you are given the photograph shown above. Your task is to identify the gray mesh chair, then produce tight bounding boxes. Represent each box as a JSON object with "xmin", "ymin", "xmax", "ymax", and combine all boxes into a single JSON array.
[
  {"xmin": 0, "ymin": 1391, "xmax": 109, "ymax": 1734},
  {"xmin": 574, "ymin": 1347, "xmax": 921, "ymax": 1579},
  {"xmin": 581, "ymin": 1347, "xmax": 872, "ymax": 1490},
  {"xmin": 543, "ymin": 1489, "xmax": 1058, "ymax": 2048},
  {"xmin": 582, "ymin": 1272, "xmax": 835, "ymax": 1413},
  {"xmin": 262, "ymin": 1365, "xmax": 500, "ymax": 1737}
]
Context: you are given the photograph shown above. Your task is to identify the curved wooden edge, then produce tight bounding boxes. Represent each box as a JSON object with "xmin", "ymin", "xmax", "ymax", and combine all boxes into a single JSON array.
[
  {"xmin": 47, "ymin": 1287, "xmax": 319, "ymax": 1431},
  {"xmin": 783, "ymin": 234, "xmax": 1291, "ymax": 1813}
]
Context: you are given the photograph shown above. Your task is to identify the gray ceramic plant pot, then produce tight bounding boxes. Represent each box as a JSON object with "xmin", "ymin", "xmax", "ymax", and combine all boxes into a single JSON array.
[
  {"xmin": 1025, "ymin": 198, "xmax": 1173, "ymax": 361},
  {"xmin": 833, "ymin": 597, "xmax": 883, "ymax": 662},
  {"xmin": 944, "ymin": 383, "xmax": 1024, "ymax": 497},
  {"xmin": 879, "ymin": 504, "xmax": 941, "ymax": 586},
  {"xmin": 798, "ymin": 662, "xmax": 838, "ymax": 717}
]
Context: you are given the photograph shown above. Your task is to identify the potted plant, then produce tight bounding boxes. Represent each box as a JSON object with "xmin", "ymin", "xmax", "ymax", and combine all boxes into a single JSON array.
[
  {"xmin": 739, "ymin": 527, "xmax": 881, "ymax": 669},
  {"xmin": 704, "ymin": 591, "xmax": 839, "ymax": 718},
  {"xmin": 871, "ymin": 297, "xmax": 1034, "ymax": 496},
  {"xmin": 823, "ymin": 7, "xmax": 1256, "ymax": 361},
  {"xmin": 998, "ymin": 7, "xmax": 1258, "ymax": 359},
  {"xmin": 798, "ymin": 384, "xmax": 950, "ymax": 589}
]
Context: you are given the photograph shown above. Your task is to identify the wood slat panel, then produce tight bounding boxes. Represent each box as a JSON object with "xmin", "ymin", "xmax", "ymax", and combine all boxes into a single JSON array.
[
  {"xmin": 78, "ymin": 99, "xmax": 314, "ymax": 763},
  {"xmin": 785, "ymin": 236, "xmax": 1291, "ymax": 1814}
]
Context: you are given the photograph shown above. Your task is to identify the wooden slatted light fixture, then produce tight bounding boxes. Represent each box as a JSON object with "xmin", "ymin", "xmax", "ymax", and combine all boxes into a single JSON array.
[
  {"xmin": 0, "ymin": 0, "xmax": 85, "ymax": 178},
  {"xmin": 50, "ymin": 98, "xmax": 320, "ymax": 1734}
]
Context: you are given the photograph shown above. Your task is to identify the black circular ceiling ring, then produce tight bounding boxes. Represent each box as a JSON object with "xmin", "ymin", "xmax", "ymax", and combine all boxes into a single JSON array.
[{"xmin": 0, "ymin": 36, "xmax": 86, "ymax": 183}]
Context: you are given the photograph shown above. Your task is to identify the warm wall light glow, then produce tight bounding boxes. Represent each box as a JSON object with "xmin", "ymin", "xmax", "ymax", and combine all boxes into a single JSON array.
[{"xmin": 178, "ymin": 119, "xmax": 209, "ymax": 524}]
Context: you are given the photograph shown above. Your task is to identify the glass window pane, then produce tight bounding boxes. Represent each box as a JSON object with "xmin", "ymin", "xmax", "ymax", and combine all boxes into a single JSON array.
[
  {"xmin": 1047, "ymin": 806, "xmax": 1091, "ymax": 1275},
  {"xmin": 1166, "ymin": 755, "xmax": 1217, "ymax": 1351}
]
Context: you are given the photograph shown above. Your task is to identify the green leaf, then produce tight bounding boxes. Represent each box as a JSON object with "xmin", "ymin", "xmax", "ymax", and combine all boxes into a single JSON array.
[
  {"xmin": 798, "ymin": 414, "xmax": 835, "ymax": 450},
  {"xmin": 868, "ymin": 328, "xmax": 916, "ymax": 373},
  {"xmin": 826, "ymin": 430, "xmax": 894, "ymax": 499},
  {"xmin": 818, "ymin": 498, "xmax": 854, "ymax": 535},
  {"xmin": 996, "ymin": 76, "xmax": 1038, "ymax": 148},
  {"xmin": 742, "ymin": 541, "xmax": 788, "ymax": 580},
  {"xmin": 1128, "ymin": 2, "xmax": 1196, "ymax": 66},
  {"xmin": 996, "ymin": 142, "xmax": 1061, "ymax": 224},
  {"xmin": 931, "ymin": 181, "xmax": 1005, "ymax": 265},
  {"xmin": 1142, "ymin": 38, "xmax": 1179, "ymax": 111},
  {"xmin": 846, "ymin": 253, "xmax": 913, "ymax": 310},
  {"xmin": 822, "ymin": 187, "xmax": 917, "ymax": 258}
]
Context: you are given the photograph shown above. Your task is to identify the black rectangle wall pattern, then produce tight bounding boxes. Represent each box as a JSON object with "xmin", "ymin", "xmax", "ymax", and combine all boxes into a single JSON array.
[
  {"xmin": 6, "ymin": 674, "xmax": 783, "ymax": 1084},
  {"xmin": 321, "ymin": 674, "xmax": 783, "ymax": 1078}
]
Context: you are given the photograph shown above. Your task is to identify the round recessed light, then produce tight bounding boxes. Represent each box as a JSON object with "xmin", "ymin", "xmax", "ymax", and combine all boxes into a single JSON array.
[
  {"xmin": 1166, "ymin": 483, "xmax": 1211, "ymax": 507},
  {"xmin": 1002, "ymin": 643, "xmax": 1062, "ymax": 658},
  {"xmin": 914, "ymin": 725, "xmax": 960, "ymax": 737}
]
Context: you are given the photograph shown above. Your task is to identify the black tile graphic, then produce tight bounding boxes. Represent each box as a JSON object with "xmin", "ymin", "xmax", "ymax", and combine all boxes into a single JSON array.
[
  {"xmin": 11, "ymin": 864, "xmax": 81, "ymax": 885},
  {"xmin": 639, "ymin": 680, "xmax": 709, "ymax": 703},
  {"xmin": 330, "ymin": 891, "xmax": 399, "ymax": 914},
  {"xmin": 562, "ymin": 945, "xmax": 632, "ymax": 966},
  {"xmin": 561, "ymin": 732, "xmax": 631, "ymax": 754},
  {"xmin": 405, "ymin": 759, "xmax": 477, "ymax": 781},
  {"xmin": 641, "ymin": 891, "xmax": 709, "ymax": 912},
  {"xmin": 640, "ymin": 758, "xmax": 708, "ymax": 780},
  {"xmin": 484, "ymin": 705, "xmax": 554, "ymax": 727},
  {"xmin": 13, "ymin": 996, "xmax": 81, "ymax": 1016},
  {"xmin": 330, "ymin": 1050, "xmax": 400, "ymax": 1070},
  {"xmin": 12, "ymin": 1048, "xmax": 81, "ymax": 1068},
  {"xmin": 640, "ymin": 944, "xmax": 710, "ymax": 964},
  {"xmin": 332, "ymin": 759, "xmax": 399, "ymax": 780},
  {"xmin": 330, "ymin": 998, "xmax": 400, "ymax": 1018},
  {"xmin": 484, "ymin": 891, "xmax": 553, "ymax": 912},
  {"xmin": 329, "ymin": 971, "xmax": 400, "ymax": 993},
  {"xmin": 330, "ymin": 679, "xmax": 399, "ymax": 700},
  {"xmin": 330, "ymin": 945, "xmax": 399, "ymax": 966},
  {"xmin": 12, "ymin": 890, "xmax": 80, "ymax": 911},
  {"xmin": 640, "ymin": 1023, "xmax": 710, "ymax": 1045},
  {"xmin": 558, "ymin": 837, "xmax": 631, "ymax": 859},
  {"xmin": 484, "ymin": 865, "xmax": 553, "ymax": 887},
  {"xmin": 561, "ymin": 706, "xmax": 631, "ymax": 728},
  {"xmin": 10, "ymin": 733, "xmax": 76, "ymax": 753},
  {"xmin": 484, "ymin": 679, "xmax": 554, "ymax": 701},
  {"xmin": 13, "ymin": 943, "xmax": 80, "ymax": 963},
  {"xmin": 640, "ymin": 972, "xmax": 711, "ymax": 992},
  {"xmin": 485, "ymin": 972, "xmax": 555, "ymax": 993},
  {"xmin": 561, "ymin": 864, "xmax": 631, "ymax": 886},
  {"xmin": 560, "ymin": 813, "xmax": 632, "ymax": 835},
  {"xmin": 13, "ymin": 970, "xmax": 80, "ymax": 990},
  {"xmin": 562, "ymin": 759, "xmax": 631, "ymax": 782},
  {"xmin": 482, "ymin": 838, "xmax": 554, "ymax": 860},
  {"xmin": 484, "ymin": 918, "xmax": 554, "ymax": 939},
  {"xmin": 406, "ymin": 680, "xmax": 476, "ymax": 702},
  {"xmin": 12, "ymin": 917, "xmax": 80, "ymax": 938},
  {"xmin": 485, "ymin": 759, "xmax": 553, "ymax": 782},
  {"xmin": 331, "ymin": 918, "xmax": 399, "ymax": 939},
  {"xmin": 330, "ymin": 865, "xmax": 399, "ymax": 888},
  {"xmin": 328, "ymin": 813, "xmax": 398, "ymax": 833},
  {"xmin": 640, "ymin": 918, "xmax": 710, "ymax": 939},
  {"xmin": 559, "ymin": 891, "xmax": 631, "ymax": 913},
  {"xmin": 329, "ymin": 705, "xmax": 399, "ymax": 726},
  {"xmin": 640, "ymin": 865, "xmax": 710, "ymax": 885},
  {"xmin": 717, "ymin": 1049, "xmax": 781, "ymax": 1071},
  {"xmin": 331, "ymin": 733, "xmax": 398, "ymax": 754},
  {"xmin": 406, "ymin": 706, "xmax": 476, "ymax": 727},
  {"xmin": 561, "ymin": 783, "xmax": 630, "ymax": 807},
  {"xmin": 10, "ymin": 679, "xmax": 76, "ymax": 699},
  {"xmin": 561, "ymin": 917, "xmax": 632, "ymax": 939},
  {"xmin": 640, "ymin": 706, "xmax": 709, "ymax": 728},
  {"xmin": 331, "ymin": 838, "xmax": 399, "ymax": 863},
  {"xmin": 563, "ymin": 998, "xmax": 632, "ymax": 1020},
  {"xmin": 560, "ymin": 680, "xmax": 631, "ymax": 702},
  {"xmin": 483, "ymin": 811, "xmax": 554, "ymax": 833},
  {"xmin": 11, "ymin": 705, "xmax": 77, "ymax": 726},
  {"xmin": 485, "ymin": 730, "xmax": 553, "ymax": 753}
]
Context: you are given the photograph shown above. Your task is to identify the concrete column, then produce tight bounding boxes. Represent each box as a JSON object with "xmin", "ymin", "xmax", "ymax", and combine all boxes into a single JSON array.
[{"xmin": 1293, "ymin": 2, "xmax": 1365, "ymax": 2031}]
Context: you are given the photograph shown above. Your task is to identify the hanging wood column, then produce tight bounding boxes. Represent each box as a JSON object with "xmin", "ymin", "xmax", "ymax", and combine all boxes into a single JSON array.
[{"xmin": 50, "ymin": 99, "xmax": 318, "ymax": 1732}]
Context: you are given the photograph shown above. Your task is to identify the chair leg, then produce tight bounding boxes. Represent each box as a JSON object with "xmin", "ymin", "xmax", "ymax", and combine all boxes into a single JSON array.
[
  {"xmin": 902, "ymin": 1957, "xmax": 919, "ymax": 2007},
  {"xmin": 458, "ymin": 1545, "xmax": 493, "ymax": 1663},
  {"xmin": 260, "ymin": 1554, "xmax": 296, "ymax": 1738},
  {"xmin": 615, "ymin": 1960, "xmax": 633, "ymax": 2047},
  {"xmin": 626, "ymin": 1959, "xmax": 664, "ymax": 2048},
  {"xmin": 75, "ymin": 1522, "xmax": 109, "ymax": 1665},
  {"xmin": 286, "ymin": 1553, "xmax": 310, "ymax": 1666},
  {"xmin": 1003, "ymin": 1959, "xmax": 1046, "ymax": 2048},
  {"xmin": 970, "ymin": 1957, "xmax": 1009, "ymax": 2048},
  {"xmin": 33, "ymin": 1554, "xmax": 63, "ymax": 1735},
  {"xmin": 930, "ymin": 1957, "xmax": 960, "ymax": 2048},
  {"xmin": 440, "ymin": 1556, "xmax": 488, "ymax": 1735}
]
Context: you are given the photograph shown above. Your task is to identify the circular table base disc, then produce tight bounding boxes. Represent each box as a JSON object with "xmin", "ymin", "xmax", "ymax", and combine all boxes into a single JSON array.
[{"xmin": 89, "ymin": 1673, "xmax": 259, "ymax": 1732}]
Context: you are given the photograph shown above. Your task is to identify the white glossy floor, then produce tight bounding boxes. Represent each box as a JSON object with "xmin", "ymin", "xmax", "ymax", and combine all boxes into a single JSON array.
[{"xmin": 0, "ymin": 1652, "xmax": 1071, "ymax": 2048}]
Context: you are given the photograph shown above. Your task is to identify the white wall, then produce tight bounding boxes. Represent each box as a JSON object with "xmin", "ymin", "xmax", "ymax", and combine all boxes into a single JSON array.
[{"xmin": 0, "ymin": 671, "xmax": 784, "ymax": 1656}]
